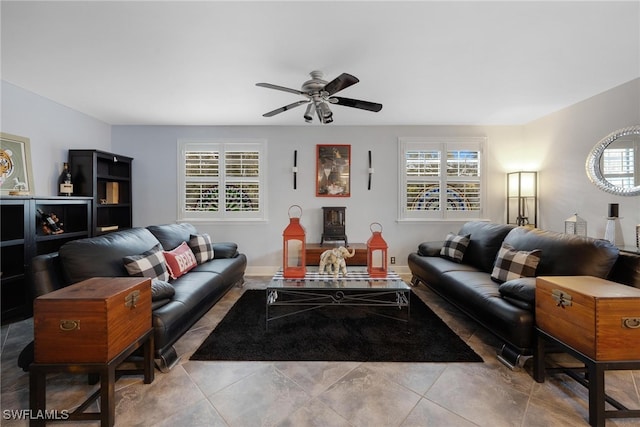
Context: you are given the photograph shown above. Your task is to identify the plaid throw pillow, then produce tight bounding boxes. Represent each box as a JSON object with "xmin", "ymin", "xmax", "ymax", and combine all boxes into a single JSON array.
[
  {"xmin": 491, "ymin": 243, "xmax": 542, "ymax": 284},
  {"xmin": 440, "ymin": 233, "xmax": 471, "ymax": 263},
  {"xmin": 123, "ymin": 244, "xmax": 170, "ymax": 281},
  {"xmin": 188, "ymin": 233, "xmax": 215, "ymax": 264}
]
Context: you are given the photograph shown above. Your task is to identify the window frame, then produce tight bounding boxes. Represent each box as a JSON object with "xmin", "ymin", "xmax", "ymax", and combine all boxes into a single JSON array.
[
  {"xmin": 177, "ymin": 139, "xmax": 267, "ymax": 223},
  {"xmin": 397, "ymin": 137, "xmax": 486, "ymax": 222}
]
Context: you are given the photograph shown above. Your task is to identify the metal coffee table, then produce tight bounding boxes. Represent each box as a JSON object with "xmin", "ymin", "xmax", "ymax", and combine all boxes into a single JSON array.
[{"xmin": 266, "ymin": 268, "xmax": 411, "ymax": 330}]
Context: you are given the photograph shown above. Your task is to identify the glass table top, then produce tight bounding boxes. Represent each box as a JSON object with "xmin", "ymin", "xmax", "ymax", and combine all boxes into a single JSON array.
[{"xmin": 268, "ymin": 267, "xmax": 409, "ymax": 290}]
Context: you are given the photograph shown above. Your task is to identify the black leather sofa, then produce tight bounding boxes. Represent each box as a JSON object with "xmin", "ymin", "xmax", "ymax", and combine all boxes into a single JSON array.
[
  {"xmin": 408, "ymin": 221, "xmax": 640, "ymax": 368},
  {"xmin": 19, "ymin": 223, "xmax": 247, "ymax": 371}
]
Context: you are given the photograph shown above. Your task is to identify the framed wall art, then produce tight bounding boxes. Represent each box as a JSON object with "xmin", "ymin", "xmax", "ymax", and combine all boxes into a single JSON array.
[
  {"xmin": 316, "ymin": 144, "xmax": 350, "ymax": 197},
  {"xmin": 1, "ymin": 132, "xmax": 34, "ymax": 196}
]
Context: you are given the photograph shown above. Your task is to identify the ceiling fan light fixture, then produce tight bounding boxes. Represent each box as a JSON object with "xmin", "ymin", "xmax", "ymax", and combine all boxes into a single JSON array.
[
  {"xmin": 320, "ymin": 102, "xmax": 333, "ymax": 119},
  {"xmin": 303, "ymin": 103, "xmax": 314, "ymax": 123}
]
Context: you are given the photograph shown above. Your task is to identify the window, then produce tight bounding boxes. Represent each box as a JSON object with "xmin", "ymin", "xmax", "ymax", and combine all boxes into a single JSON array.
[
  {"xmin": 178, "ymin": 139, "xmax": 267, "ymax": 222},
  {"xmin": 602, "ymin": 147, "xmax": 635, "ymax": 187},
  {"xmin": 398, "ymin": 137, "xmax": 485, "ymax": 221}
]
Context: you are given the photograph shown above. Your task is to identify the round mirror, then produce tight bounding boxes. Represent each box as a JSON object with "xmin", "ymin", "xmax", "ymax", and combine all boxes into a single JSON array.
[{"xmin": 586, "ymin": 125, "xmax": 640, "ymax": 196}]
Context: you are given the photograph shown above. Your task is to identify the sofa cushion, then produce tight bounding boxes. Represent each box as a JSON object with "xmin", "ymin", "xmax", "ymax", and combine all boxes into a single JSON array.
[
  {"xmin": 123, "ymin": 243, "xmax": 171, "ymax": 281},
  {"xmin": 458, "ymin": 222, "xmax": 516, "ymax": 273},
  {"xmin": 163, "ymin": 241, "xmax": 197, "ymax": 279},
  {"xmin": 151, "ymin": 279, "xmax": 176, "ymax": 301},
  {"xmin": 147, "ymin": 223, "xmax": 198, "ymax": 251},
  {"xmin": 491, "ymin": 243, "xmax": 541, "ymax": 283},
  {"xmin": 440, "ymin": 233, "xmax": 470, "ymax": 263},
  {"xmin": 189, "ymin": 233, "xmax": 215, "ymax": 264},
  {"xmin": 417, "ymin": 241, "xmax": 445, "ymax": 257},
  {"xmin": 503, "ymin": 227, "xmax": 619, "ymax": 278},
  {"xmin": 498, "ymin": 277, "xmax": 536, "ymax": 305},
  {"xmin": 212, "ymin": 242, "xmax": 239, "ymax": 259}
]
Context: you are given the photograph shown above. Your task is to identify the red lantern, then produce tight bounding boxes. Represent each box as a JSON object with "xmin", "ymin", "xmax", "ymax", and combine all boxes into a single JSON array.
[
  {"xmin": 283, "ymin": 205, "xmax": 306, "ymax": 278},
  {"xmin": 367, "ymin": 222, "xmax": 388, "ymax": 277}
]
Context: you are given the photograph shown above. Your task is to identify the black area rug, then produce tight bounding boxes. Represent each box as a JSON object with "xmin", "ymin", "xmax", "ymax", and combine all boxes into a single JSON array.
[{"xmin": 190, "ymin": 290, "xmax": 483, "ymax": 363}]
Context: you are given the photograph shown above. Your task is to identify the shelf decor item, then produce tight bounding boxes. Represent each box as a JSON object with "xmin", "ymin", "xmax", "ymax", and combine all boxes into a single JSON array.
[
  {"xmin": 283, "ymin": 205, "xmax": 306, "ymax": 279},
  {"xmin": 58, "ymin": 162, "xmax": 73, "ymax": 196},
  {"xmin": 1, "ymin": 133, "xmax": 34, "ymax": 196},
  {"xmin": 106, "ymin": 182, "xmax": 119, "ymax": 204},
  {"xmin": 507, "ymin": 171, "xmax": 537, "ymax": 227},
  {"xmin": 367, "ymin": 222, "xmax": 388, "ymax": 278},
  {"xmin": 564, "ymin": 213, "xmax": 587, "ymax": 236},
  {"xmin": 37, "ymin": 208, "xmax": 64, "ymax": 235}
]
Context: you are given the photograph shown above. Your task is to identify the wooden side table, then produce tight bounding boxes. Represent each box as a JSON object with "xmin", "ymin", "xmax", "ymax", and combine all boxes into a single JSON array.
[
  {"xmin": 534, "ymin": 328, "xmax": 640, "ymax": 427},
  {"xmin": 29, "ymin": 328, "xmax": 154, "ymax": 427}
]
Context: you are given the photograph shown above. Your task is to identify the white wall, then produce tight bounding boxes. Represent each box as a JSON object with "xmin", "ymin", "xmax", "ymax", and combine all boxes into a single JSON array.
[
  {"xmin": 111, "ymin": 125, "xmax": 522, "ymax": 274},
  {"xmin": 524, "ymin": 78, "xmax": 640, "ymax": 243},
  {"xmin": 3, "ymin": 78, "xmax": 638, "ymax": 275},
  {"xmin": 1, "ymin": 82, "xmax": 111, "ymax": 194}
]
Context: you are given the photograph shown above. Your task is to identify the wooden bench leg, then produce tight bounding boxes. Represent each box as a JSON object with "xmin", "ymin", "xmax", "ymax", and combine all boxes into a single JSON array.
[
  {"xmin": 29, "ymin": 369, "xmax": 46, "ymax": 427},
  {"xmin": 100, "ymin": 365, "xmax": 116, "ymax": 427},
  {"xmin": 533, "ymin": 332, "xmax": 546, "ymax": 383},
  {"xmin": 144, "ymin": 334, "xmax": 154, "ymax": 384},
  {"xmin": 587, "ymin": 362, "xmax": 606, "ymax": 427}
]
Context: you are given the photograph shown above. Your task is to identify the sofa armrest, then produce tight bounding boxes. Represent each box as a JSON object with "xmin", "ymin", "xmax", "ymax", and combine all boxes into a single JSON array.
[
  {"xmin": 417, "ymin": 241, "xmax": 444, "ymax": 257},
  {"xmin": 498, "ymin": 277, "xmax": 536, "ymax": 310},
  {"xmin": 213, "ymin": 242, "xmax": 239, "ymax": 259},
  {"xmin": 30, "ymin": 252, "xmax": 67, "ymax": 300}
]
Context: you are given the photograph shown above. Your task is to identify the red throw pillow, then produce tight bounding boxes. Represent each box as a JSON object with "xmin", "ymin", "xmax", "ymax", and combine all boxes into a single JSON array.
[{"xmin": 163, "ymin": 241, "xmax": 197, "ymax": 279}]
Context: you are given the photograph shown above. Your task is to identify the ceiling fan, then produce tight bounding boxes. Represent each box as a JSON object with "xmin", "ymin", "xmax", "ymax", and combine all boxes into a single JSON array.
[{"xmin": 256, "ymin": 70, "xmax": 383, "ymax": 124}]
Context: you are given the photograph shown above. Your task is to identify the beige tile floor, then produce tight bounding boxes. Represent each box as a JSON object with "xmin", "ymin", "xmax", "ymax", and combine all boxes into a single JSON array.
[{"xmin": 1, "ymin": 276, "xmax": 639, "ymax": 426}]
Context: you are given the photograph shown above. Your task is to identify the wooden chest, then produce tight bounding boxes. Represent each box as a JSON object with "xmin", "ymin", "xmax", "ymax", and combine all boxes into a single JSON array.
[
  {"xmin": 34, "ymin": 277, "xmax": 152, "ymax": 364},
  {"xmin": 536, "ymin": 276, "xmax": 640, "ymax": 361}
]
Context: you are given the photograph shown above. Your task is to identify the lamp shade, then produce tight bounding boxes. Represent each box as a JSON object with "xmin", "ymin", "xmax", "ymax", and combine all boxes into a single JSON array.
[
  {"xmin": 367, "ymin": 222, "xmax": 388, "ymax": 278},
  {"xmin": 283, "ymin": 205, "xmax": 306, "ymax": 278}
]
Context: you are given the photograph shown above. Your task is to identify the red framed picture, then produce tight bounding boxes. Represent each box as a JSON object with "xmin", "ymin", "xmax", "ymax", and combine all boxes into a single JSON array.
[{"xmin": 316, "ymin": 144, "xmax": 350, "ymax": 197}]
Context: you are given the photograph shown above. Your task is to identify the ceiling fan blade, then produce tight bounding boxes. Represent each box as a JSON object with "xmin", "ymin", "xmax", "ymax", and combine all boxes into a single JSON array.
[
  {"xmin": 323, "ymin": 73, "xmax": 359, "ymax": 96},
  {"xmin": 331, "ymin": 97, "xmax": 383, "ymax": 112},
  {"xmin": 256, "ymin": 82, "xmax": 304, "ymax": 96},
  {"xmin": 262, "ymin": 100, "xmax": 309, "ymax": 117}
]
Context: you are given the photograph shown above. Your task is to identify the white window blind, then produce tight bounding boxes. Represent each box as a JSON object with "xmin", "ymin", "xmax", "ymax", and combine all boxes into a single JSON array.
[
  {"xmin": 178, "ymin": 140, "xmax": 266, "ymax": 221},
  {"xmin": 399, "ymin": 138, "xmax": 485, "ymax": 221},
  {"xmin": 602, "ymin": 147, "xmax": 635, "ymax": 187}
]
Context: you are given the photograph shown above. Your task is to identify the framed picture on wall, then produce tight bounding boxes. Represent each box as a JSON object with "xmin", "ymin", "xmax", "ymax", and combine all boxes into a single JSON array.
[
  {"xmin": 316, "ymin": 144, "xmax": 350, "ymax": 197},
  {"xmin": 1, "ymin": 132, "xmax": 34, "ymax": 196}
]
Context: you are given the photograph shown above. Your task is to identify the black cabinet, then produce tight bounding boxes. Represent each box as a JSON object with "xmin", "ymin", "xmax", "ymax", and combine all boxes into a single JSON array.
[
  {"xmin": 0, "ymin": 196, "xmax": 92, "ymax": 323},
  {"xmin": 68, "ymin": 150, "xmax": 133, "ymax": 235}
]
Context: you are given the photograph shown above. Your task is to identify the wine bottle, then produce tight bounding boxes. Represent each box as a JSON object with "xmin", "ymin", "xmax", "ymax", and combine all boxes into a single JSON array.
[
  {"xmin": 37, "ymin": 208, "xmax": 61, "ymax": 233},
  {"xmin": 58, "ymin": 162, "xmax": 73, "ymax": 196}
]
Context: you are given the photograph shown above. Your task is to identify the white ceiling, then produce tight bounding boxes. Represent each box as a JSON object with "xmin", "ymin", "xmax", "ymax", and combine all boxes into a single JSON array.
[{"xmin": 1, "ymin": 1, "xmax": 639, "ymax": 126}]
